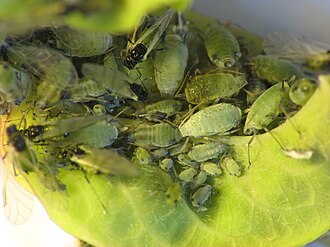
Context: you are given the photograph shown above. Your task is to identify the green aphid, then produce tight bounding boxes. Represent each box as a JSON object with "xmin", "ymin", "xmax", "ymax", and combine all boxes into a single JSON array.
[
  {"xmin": 168, "ymin": 140, "xmax": 192, "ymax": 156},
  {"xmin": 165, "ymin": 182, "xmax": 182, "ymax": 205},
  {"xmin": 103, "ymin": 52, "xmax": 119, "ymax": 70},
  {"xmin": 93, "ymin": 104, "xmax": 107, "ymax": 116},
  {"xmin": 154, "ymin": 34, "xmax": 188, "ymax": 97},
  {"xmin": 263, "ymin": 31, "xmax": 330, "ymax": 71},
  {"xmin": 33, "ymin": 115, "xmax": 109, "ymax": 141},
  {"xmin": 70, "ymin": 145, "xmax": 139, "ymax": 177},
  {"xmin": 188, "ymin": 142, "xmax": 227, "ymax": 162},
  {"xmin": 124, "ymin": 9, "xmax": 175, "ymax": 69},
  {"xmin": 190, "ymin": 171, "xmax": 208, "ymax": 190},
  {"xmin": 129, "ymin": 122, "xmax": 182, "ymax": 149},
  {"xmin": 244, "ymin": 81, "xmax": 291, "ymax": 135},
  {"xmin": 58, "ymin": 120, "xmax": 118, "ymax": 148},
  {"xmin": 6, "ymin": 125, "xmax": 68, "ymax": 212},
  {"xmin": 35, "ymin": 81, "xmax": 62, "ymax": 109},
  {"xmin": 52, "ymin": 24, "xmax": 112, "ymax": 57},
  {"xmin": 0, "ymin": 62, "xmax": 30, "ymax": 104},
  {"xmin": 179, "ymin": 167, "xmax": 197, "ymax": 183},
  {"xmin": 204, "ymin": 24, "xmax": 241, "ymax": 68},
  {"xmin": 159, "ymin": 158, "xmax": 173, "ymax": 171},
  {"xmin": 200, "ymin": 161, "xmax": 222, "ymax": 176},
  {"xmin": 185, "ymin": 72, "xmax": 247, "ymax": 104},
  {"xmin": 140, "ymin": 99, "xmax": 182, "ymax": 120},
  {"xmin": 81, "ymin": 63, "xmax": 138, "ymax": 101},
  {"xmin": 251, "ymin": 55, "xmax": 304, "ymax": 84},
  {"xmin": 179, "ymin": 103, "xmax": 242, "ymax": 137},
  {"xmin": 4, "ymin": 44, "xmax": 78, "ymax": 90},
  {"xmin": 176, "ymin": 153, "xmax": 199, "ymax": 168},
  {"xmin": 191, "ymin": 184, "xmax": 212, "ymax": 208},
  {"xmin": 222, "ymin": 156, "xmax": 242, "ymax": 177},
  {"xmin": 151, "ymin": 148, "xmax": 169, "ymax": 160},
  {"xmin": 69, "ymin": 78, "xmax": 107, "ymax": 103},
  {"xmin": 245, "ymin": 79, "xmax": 267, "ymax": 105},
  {"xmin": 135, "ymin": 147, "xmax": 152, "ymax": 165},
  {"xmin": 289, "ymin": 78, "xmax": 317, "ymax": 106}
]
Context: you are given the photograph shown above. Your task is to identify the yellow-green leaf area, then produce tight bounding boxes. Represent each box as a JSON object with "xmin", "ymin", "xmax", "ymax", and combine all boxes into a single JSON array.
[{"xmin": 22, "ymin": 75, "xmax": 330, "ymax": 246}]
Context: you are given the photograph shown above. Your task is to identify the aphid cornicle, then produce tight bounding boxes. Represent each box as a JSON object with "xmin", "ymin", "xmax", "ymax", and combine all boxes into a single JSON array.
[
  {"xmin": 179, "ymin": 103, "xmax": 242, "ymax": 137},
  {"xmin": 51, "ymin": 24, "xmax": 113, "ymax": 57},
  {"xmin": 204, "ymin": 24, "xmax": 241, "ymax": 68},
  {"xmin": 124, "ymin": 9, "xmax": 175, "ymax": 69},
  {"xmin": 244, "ymin": 81, "xmax": 291, "ymax": 135},
  {"xmin": 250, "ymin": 55, "xmax": 304, "ymax": 85},
  {"xmin": 129, "ymin": 122, "xmax": 182, "ymax": 149},
  {"xmin": 187, "ymin": 142, "xmax": 227, "ymax": 162},
  {"xmin": 185, "ymin": 72, "xmax": 247, "ymax": 104},
  {"xmin": 191, "ymin": 184, "xmax": 212, "ymax": 208}
]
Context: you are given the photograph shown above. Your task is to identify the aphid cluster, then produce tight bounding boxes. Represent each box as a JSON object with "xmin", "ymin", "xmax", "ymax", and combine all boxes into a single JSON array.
[{"xmin": 1, "ymin": 8, "xmax": 325, "ymax": 221}]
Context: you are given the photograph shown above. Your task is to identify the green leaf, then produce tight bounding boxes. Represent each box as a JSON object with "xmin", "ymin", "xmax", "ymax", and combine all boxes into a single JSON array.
[
  {"xmin": 0, "ymin": 0, "xmax": 191, "ymax": 33},
  {"xmin": 25, "ymin": 75, "xmax": 330, "ymax": 246}
]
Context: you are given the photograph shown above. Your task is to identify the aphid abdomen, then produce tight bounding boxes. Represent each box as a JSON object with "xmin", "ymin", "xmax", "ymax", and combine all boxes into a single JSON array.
[
  {"xmin": 251, "ymin": 55, "xmax": 304, "ymax": 84},
  {"xmin": 179, "ymin": 103, "xmax": 242, "ymax": 137},
  {"xmin": 244, "ymin": 81, "xmax": 291, "ymax": 135},
  {"xmin": 188, "ymin": 143, "xmax": 227, "ymax": 162},
  {"xmin": 185, "ymin": 73, "xmax": 247, "ymax": 104},
  {"xmin": 204, "ymin": 25, "xmax": 241, "ymax": 68},
  {"xmin": 154, "ymin": 34, "xmax": 188, "ymax": 97},
  {"xmin": 144, "ymin": 99, "xmax": 182, "ymax": 119}
]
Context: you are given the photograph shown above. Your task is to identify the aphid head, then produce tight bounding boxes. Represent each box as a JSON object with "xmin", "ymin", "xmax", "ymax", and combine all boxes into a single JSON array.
[
  {"xmin": 27, "ymin": 125, "xmax": 44, "ymax": 140},
  {"xmin": 124, "ymin": 43, "xmax": 147, "ymax": 69}
]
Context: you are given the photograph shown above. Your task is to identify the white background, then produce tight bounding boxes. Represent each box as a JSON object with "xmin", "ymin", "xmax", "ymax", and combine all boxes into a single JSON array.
[{"xmin": 1, "ymin": 0, "xmax": 330, "ymax": 246}]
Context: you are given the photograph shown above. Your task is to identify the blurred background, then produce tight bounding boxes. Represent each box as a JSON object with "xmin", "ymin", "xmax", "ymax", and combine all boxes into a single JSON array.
[{"xmin": 0, "ymin": 0, "xmax": 329, "ymax": 246}]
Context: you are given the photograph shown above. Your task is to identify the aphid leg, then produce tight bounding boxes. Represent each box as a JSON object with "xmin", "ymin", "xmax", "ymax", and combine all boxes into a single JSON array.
[
  {"xmin": 247, "ymin": 135, "xmax": 255, "ymax": 169},
  {"xmin": 83, "ymin": 173, "xmax": 108, "ymax": 215},
  {"xmin": 279, "ymin": 105, "xmax": 302, "ymax": 138},
  {"xmin": 263, "ymin": 128, "xmax": 285, "ymax": 150}
]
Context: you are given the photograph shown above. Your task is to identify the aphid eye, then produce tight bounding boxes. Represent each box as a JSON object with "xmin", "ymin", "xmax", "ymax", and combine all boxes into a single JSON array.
[{"xmin": 131, "ymin": 44, "xmax": 147, "ymax": 60}]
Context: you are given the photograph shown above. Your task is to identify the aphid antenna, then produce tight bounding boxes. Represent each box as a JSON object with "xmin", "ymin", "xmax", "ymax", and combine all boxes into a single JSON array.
[
  {"xmin": 174, "ymin": 61, "xmax": 197, "ymax": 97},
  {"xmin": 178, "ymin": 103, "xmax": 203, "ymax": 128},
  {"xmin": 82, "ymin": 173, "xmax": 108, "ymax": 215}
]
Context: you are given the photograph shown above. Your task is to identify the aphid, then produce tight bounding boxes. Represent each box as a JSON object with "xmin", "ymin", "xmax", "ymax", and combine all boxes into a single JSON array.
[
  {"xmin": 263, "ymin": 31, "xmax": 330, "ymax": 70},
  {"xmin": 5, "ymin": 124, "xmax": 68, "ymax": 211},
  {"xmin": 70, "ymin": 145, "xmax": 139, "ymax": 177},
  {"xmin": 189, "ymin": 171, "xmax": 208, "ymax": 190},
  {"xmin": 179, "ymin": 103, "xmax": 242, "ymax": 137},
  {"xmin": 203, "ymin": 24, "xmax": 241, "ymax": 68},
  {"xmin": 200, "ymin": 161, "xmax": 222, "ymax": 176},
  {"xmin": 35, "ymin": 81, "xmax": 62, "ymax": 109},
  {"xmin": 176, "ymin": 153, "xmax": 199, "ymax": 168},
  {"xmin": 138, "ymin": 99, "xmax": 182, "ymax": 120},
  {"xmin": 81, "ymin": 63, "xmax": 138, "ymax": 101},
  {"xmin": 151, "ymin": 148, "xmax": 169, "ymax": 160},
  {"xmin": 244, "ymin": 81, "xmax": 291, "ymax": 135},
  {"xmin": 154, "ymin": 33, "xmax": 188, "ymax": 97},
  {"xmin": 222, "ymin": 156, "xmax": 242, "ymax": 176},
  {"xmin": 168, "ymin": 139, "xmax": 192, "ymax": 156},
  {"xmin": 0, "ymin": 62, "xmax": 30, "ymax": 104},
  {"xmin": 51, "ymin": 24, "xmax": 113, "ymax": 57},
  {"xmin": 159, "ymin": 158, "xmax": 173, "ymax": 171},
  {"xmin": 289, "ymin": 78, "xmax": 317, "ymax": 106},
  {"xmin": 284, "ymin": 149, "xmax": 313, "ymax": 159},
  {"xmin": 178, "ymin": 167, "xmax": 197, "ymax": 183},
  {"xmin": 165, "ymin": 182, "xmax": 181, "ymax": 205},
  {"xmin": 57, "ymin": 120, "xmax": 118, "ymax": 148},
  {"xmin": 185, "ymin": 72, "xmax": 247, "ymax": 104},
  {"xmin": 30, "ymin": 115, "xmax": 108, "ymax": 141},
  {"xmin": 191, "ymin": 184, "xmax": 212, "ymax": 208},
  {"xmin": 69, "ymin": 78, "xmax": 107, "ymax": 103},
  {"xmin": 134, "ymin": 147, "xmax": 152, "ymax": 165},
  {"xmin": 2, "ymin": 43, "xmax": 78, "ymax": 90},
  {"xmin": 188, "ymin": 142, "xmax": 227, "ymax": 162},
  {"xmin": 123, "ymin": 9, "xmax": 175, "ymax": 69},
  {"xmin": 129, "ymin": 122, "xmax": 182, "ymax": 149},
  {"xmin": 250, "ymin": 55, "xmax": 304, "ymax": 84},
  {"xmin": 93, "ymin": 104, "xmax": 107, "ymax": 116}
]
